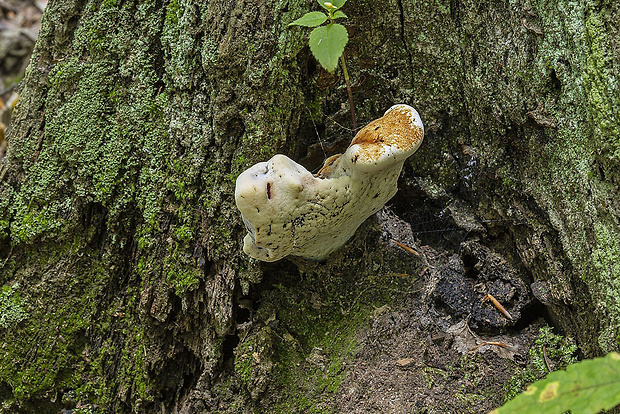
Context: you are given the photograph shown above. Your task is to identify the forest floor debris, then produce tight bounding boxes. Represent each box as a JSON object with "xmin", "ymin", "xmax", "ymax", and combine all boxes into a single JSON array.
[{"xmin": 0, "ymin": 0, "xmax": 46, "ymax": 159}]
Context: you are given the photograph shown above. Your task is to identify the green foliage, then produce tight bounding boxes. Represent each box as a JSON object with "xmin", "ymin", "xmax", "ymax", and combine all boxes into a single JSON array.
[
  {"xmin": 502, "ymin": 326, "xmax": 578, "ymax": 403},
  {"xmin": 0, "ymin": 284, "xmax": 28, "ymax": 329},
  {"xmin": 289, "ymin": 11, "xmax": 327, "ymax": 27},
  {"xmin": 319, "ymin": 0, "xmax": 346, "ymax": 10},
  {"xmin": 530, "ymin": 326, "xmax": 578, "ymax": 374},
  {"xmin": 289, "ymin": 0, "xmax": 349, "ymax": 73},
  {"xmin": 165, "ymin": 0, "xmax": 181, "ymax": 25},
  {"xmin": 102, "ymin": 0, "xmax": 118, "ymax": 8},
  {"xmin": 492, "ymin": 352, "xmax": 620, "ymax": 414},
  {"xmin": 308, "ymin": 23, "xmax": 348, "ymax": 74},
  {"xmin": 501, "ymin": 368, "xmax": 537, "ymax": 402}
]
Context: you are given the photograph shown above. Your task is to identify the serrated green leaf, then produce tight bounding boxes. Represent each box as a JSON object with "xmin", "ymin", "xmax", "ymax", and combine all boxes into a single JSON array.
[
  {"xmin": 309, "ymin": 23, "xmax": 348, "ymax": 73},
  {"xmin": 332, "ymin": 10, "xmax": 347, "ymax": 19},
  {"xmin": 491, "ymin": 352, "xmax": 620, "ymax": 414},
  {"xmin": 288, "ymin": 11, "xmax": 328, "ymax": 27},
  {"xmin": 318, "ymin": 0, "xmax": 346, "ymax": 10}
]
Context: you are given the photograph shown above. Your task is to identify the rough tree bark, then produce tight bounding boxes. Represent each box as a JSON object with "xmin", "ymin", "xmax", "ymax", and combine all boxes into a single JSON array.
[{"xmin": 0, "ymin": 0, "xmax": 618, "ymax": 412}]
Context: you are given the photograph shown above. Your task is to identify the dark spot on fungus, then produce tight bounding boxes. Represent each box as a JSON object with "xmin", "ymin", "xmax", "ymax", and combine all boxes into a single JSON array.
[
  {"xmin": 352, "ymin": 155, "xmax": 359, "ymax": 163},
  {"xmin": 266, "ymin": 182, "xmax": 272, "ymax": 199}
]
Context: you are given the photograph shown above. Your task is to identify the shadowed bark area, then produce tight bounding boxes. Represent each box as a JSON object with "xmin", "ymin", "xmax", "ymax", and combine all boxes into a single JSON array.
[{"xmin": 0, "ymin": 0, "xmax": 618, "ymax": 412}]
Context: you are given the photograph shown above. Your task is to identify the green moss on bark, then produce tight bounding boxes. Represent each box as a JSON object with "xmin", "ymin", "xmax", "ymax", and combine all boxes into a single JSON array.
[
  {"xmin": 0, "ymin": 241, "xmax": 150, "ymax": 411},
  {"xmin": 2, "ymin": 0, "xmax": 620, "ymax": 411},
  {"xmin": 0, "ymin": 0, "xmax": 319, "ymax": 409}
]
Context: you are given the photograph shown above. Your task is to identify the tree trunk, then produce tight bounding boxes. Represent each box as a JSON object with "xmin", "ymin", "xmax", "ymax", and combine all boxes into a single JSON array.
[{"xmin": 0, "ymin": 0, "xmax": 618, "ymax": 412}]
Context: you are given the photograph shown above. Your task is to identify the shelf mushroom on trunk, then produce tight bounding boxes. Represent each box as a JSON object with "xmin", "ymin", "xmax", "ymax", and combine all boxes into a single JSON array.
[{"xmin": 235, "ymin": 104, "xmax": 424, "ymax": 262}]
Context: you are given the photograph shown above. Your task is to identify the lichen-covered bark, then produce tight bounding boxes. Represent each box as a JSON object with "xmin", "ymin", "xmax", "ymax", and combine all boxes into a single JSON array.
[
  {"xmin": 0, "ymin": 0, "xmax": 310, "ymax": 411},
  {"xmin": 0, "ymin": 0, "xmax": 618, "ymax": 412},
  {"xmin": 395, "ymin": 0, "xmax": 620, "ymax": 356}
]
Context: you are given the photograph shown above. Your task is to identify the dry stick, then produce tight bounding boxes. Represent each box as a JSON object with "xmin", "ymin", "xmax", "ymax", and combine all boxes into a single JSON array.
[
  {"xmin": 392, "ymin": 239, "xmax": 423, "ymax": 257},
  {"xmin": 543, "ymin": 345, "xmax": 553, "ymax": 372},
  {"xmin": 0, "ymin": 246, "xmax": 12, "ymax": 270},
  {"xmin": 467, "ymin": 341, "xmax": 515, "ymax": 354},
  {"xmin": 0, "ymin": 164, "xmax": 7, "ymax": 183},
  {"xmin": 483, "ymin": 293, "xmax": 513, "ymax": 321},
  {"xmin": 464, "ymin": 314, "xmax": 482, "ymax": 342},
  {"xmin": 339, "ymin": 55, "xmax": 357, "ymax": 135}
]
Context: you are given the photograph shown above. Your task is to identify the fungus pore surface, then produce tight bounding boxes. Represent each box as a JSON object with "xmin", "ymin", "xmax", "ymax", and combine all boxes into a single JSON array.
[{"xmin": 235, "ymin": 104, "xmax": 424, "ymax": 262}]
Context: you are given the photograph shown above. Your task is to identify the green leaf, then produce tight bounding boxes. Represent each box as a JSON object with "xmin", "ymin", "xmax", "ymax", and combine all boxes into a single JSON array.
[
  {"xmin": 288, "ymin": 11, "xmax": 328, "ymax": 27},
  {"xmin": 309, "ymin": 23, "xmax": 348, "ymax": 73},
  {"xmin": 332, "ymin": 10, "xmax": 347, "ymax": 19},
  {"xmin": 318, "ymin": 0, "xmax": 346, "ymax": 10},
  {"xmin": 491, "ymin": 352, "xmax": 620, "ymax": 414}
]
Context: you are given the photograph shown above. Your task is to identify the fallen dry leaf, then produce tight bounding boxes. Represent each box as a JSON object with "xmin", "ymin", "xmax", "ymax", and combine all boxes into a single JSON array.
[{"xmin": 395, "ymin": 358, "xmax": 415, "ymax": 367}]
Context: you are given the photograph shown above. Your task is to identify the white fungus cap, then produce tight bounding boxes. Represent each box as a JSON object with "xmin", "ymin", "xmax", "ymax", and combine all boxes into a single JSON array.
[{"xmin": 235, "ymin": 104, "xmax": 424, "ymax": 262}]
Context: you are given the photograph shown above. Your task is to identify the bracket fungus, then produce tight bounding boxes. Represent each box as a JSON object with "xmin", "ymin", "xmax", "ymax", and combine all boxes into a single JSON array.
[{"xmin": 235, "ymin": 104, "xmax": 424, "ymax": 262}]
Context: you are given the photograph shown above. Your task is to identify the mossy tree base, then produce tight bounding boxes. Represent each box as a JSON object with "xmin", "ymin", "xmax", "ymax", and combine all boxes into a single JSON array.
[{"xmin": 0, "ymin": 0, "xmax": 618, "ymax": 412}]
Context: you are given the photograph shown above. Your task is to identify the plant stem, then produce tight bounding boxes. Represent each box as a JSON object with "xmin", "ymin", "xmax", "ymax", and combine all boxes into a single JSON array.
[{"xmin": 339, "ymin": 55, "xmax": 357, "ymax": 135}]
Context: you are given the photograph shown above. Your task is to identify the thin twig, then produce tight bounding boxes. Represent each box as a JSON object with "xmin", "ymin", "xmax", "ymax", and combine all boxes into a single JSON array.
[
  {"xmin": 391, "ymin": 239, "xmax": 423, "ymax": 257},
  {"xmin": 465, "ymin": 314, "xmax": 483, "ymax": 342},
  {"xmin": 457, "ymin": 314, "xmax": 483, "ymax": 342},
  {"xmin": 483, "ymin": 293, "xmax": 513, "ymax": 321},
  {"xmin": 0, "ymin": 247, "xmax": 13, "ymax": 270},
  {"xmin": 339, "ymin": 55, "xmax": 357, "ymax": 135},
  {"xmin": 467, "ymin": 341, "xmax": 515, "ymax": 354},
  {"xmin": 0, "ymin": 164, "xmax": 8, "ymax": 183},
  {"xmin": 543, "ymin": 345, "xmax": 552, "ymax": 372}
]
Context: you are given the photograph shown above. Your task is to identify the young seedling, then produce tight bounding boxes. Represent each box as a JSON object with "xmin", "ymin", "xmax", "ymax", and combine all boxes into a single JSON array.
[{"xmin": 289, "ymin": 0, "xmax": 357, "ymax": 133}]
